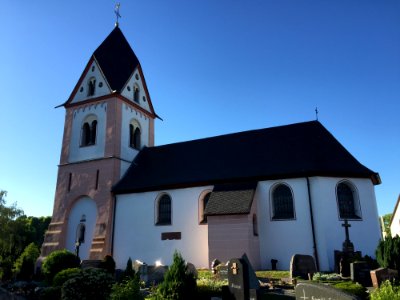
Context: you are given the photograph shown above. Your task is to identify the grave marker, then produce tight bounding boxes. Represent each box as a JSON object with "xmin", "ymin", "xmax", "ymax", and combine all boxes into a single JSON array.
[
  {"xmin": 295, "ymin": 282, "xmax": 359, "ymax": 300},
  {"xmin": 290, "ymin": 254, "xmax": 317, "ymax": 280}
]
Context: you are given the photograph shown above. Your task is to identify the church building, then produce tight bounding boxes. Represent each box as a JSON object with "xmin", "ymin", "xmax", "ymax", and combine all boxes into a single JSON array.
[{"xmin": 40, "ymin": 26, "xmax": 382, "ymax": 271}]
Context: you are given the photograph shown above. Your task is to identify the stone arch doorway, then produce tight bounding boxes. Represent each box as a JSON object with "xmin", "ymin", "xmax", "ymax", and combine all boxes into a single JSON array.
[{"xmin": 66, "ymin": 197, "xmax": 97, "ymax": 260}]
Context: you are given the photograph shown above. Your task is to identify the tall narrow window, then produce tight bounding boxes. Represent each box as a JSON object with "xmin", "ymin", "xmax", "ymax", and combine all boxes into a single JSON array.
[
  {"xmin": 337, "ymin": 182, "xmax": 361, "ymax": 219},
  {"xmin": 87, "ymin": 77, "xmax": 96, "ymax": 96},
  {"xmin": 90, "ymin": 120, "xmax": 97, "ymax": 145},
  {"xmin": 134, "ymin": 86, "xmax": 140, "ymax": 103},
  {"xmin": 81, "ymin": 116, "xmax": 98, "ymax": 147},
  {"xmin": 129, "ymin": 121, "xmax": 141, "ymax": 150},
  {"xmin": 157, "ymin": 194, "xmax": 171, "ymax": 225},
  {"xmin": 271, "ymin": 184, "xmax": 295, "ymax": 220},
  {"xmin": 81, "ymin": 122, "xmax": 91, "ymax": 146},
  {"xmin": 67, "ymin": 173, "xmax": 72, "ymax": 192},
  {"xmin": 200, "ymin": 192, "xmax": 211, "ymax": 224},
  {"xmin": 95, "ymin": 170, "xmax": 99, "ymax": 190}
]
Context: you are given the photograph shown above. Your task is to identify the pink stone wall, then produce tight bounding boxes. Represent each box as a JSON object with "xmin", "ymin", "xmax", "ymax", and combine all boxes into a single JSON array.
[{"xmin": 208, "ymin": 206, "xmax": 261, "ymax": 270}]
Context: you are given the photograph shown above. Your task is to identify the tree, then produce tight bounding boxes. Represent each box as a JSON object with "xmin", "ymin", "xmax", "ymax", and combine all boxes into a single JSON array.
[{"xmin": 381, "ymin": 213, "xmax": 393, "ymax": 236}]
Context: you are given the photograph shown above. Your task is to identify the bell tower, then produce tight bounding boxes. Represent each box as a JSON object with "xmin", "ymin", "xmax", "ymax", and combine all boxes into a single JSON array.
[{"xmin": 40, "ymin": 26, "xmax": 157, "ymax": 261}]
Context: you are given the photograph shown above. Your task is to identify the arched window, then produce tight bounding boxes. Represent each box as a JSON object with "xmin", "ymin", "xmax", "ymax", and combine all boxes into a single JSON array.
[
  {"xmin": 337, "ymin": 181, "xmax": 361, "ymax": 219},
  {"xmin": 87, "ymin": 77, "xmax": 96, "ymax": 96},
  {"xmin": 199, "ymin": 192, "xmax": 211, "ymax": 224},
  {"xmin": 271, "ymin": 184, "xmax": 295, "ymax": 220},
  {"xmin": 134, "ymin": 86, "xmax": 140, "ymax": 103},
  {"xmin": 81, "ymin": 116, "xmax": 97, "ymax": 147},
  {"xmin": 129, "ymin": 121, "xmax": 141, "ymax": 150},
  {"xmin": 253, "ymin": 214, "xmax": 258, "ymax": 236},
  {"xmin": 156, "ymin": 194, "xmax": 171, "ymax": 225}
]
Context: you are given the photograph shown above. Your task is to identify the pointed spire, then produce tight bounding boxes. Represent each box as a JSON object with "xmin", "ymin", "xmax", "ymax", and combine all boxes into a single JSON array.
[{"xmin": 93, "ymin": 27, "xmax": 139, "ymax": 93}]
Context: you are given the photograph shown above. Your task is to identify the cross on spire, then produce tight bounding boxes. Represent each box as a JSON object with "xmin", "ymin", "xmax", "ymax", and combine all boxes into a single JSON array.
[
  {"xmin": 315, "ymin": 107, "xmax": 319, "ymax": 121},
  {"xmin": 114, "ymin": 3, "xmax": 121, "ymax": 27}
]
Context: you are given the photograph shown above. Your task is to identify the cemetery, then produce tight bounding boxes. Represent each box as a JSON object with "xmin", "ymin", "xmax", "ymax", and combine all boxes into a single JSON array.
[{"xmin": 2, "ymin": 211, "xmax": 400, "ymax": 299}]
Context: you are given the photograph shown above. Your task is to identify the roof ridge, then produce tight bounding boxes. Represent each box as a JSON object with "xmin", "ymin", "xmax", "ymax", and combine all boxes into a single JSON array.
[{"xmin": 151, "ymin": 120, "xmax": 321, "ymax": 149}]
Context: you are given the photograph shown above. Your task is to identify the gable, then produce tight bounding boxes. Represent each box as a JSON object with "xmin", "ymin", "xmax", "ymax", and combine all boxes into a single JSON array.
[
  {"xmin": 113, "ymin": 121, "xmax": 380, "ymax": 194},
  {"xmin": 69, "ymin": 59, "xmax": 111, "ymax": 104}
]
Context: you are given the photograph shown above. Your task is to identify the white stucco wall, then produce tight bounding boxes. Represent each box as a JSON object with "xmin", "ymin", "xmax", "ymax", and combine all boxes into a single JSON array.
[
  {"xmin": 65, "ymin": 197, "xmax": 97, "ymax": 260},
  {"xmin": 310, "ymin": 177, "xmax": 381, "ymax": 271},
  {"xmin": 121, "ymin": 68, "xmax": 151, "ymax": 112},
  {"xmin": 69, "ymin": 103, "xmax": 107, "ymax": 162},
  {"xmin": 71, "ymin": 60, "xmax": 111, "ymax": 103},
  {"xmin": 257, "ymin": 178, "xmax": 314, "ymax": 271},
  {"xmin": 120, "ymin": 103, "xmax": 150, "ymax": 162},
  {"xmin": 113, "ymin": 186, "xmax": 212, "ymax": 269},
  {"xmin": 390, "ymin": 198, "xmax": 400, "ymax": 237}
]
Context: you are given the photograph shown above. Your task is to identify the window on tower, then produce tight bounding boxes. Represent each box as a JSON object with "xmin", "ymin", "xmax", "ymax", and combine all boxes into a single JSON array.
[
  {"xmin": 133, "ymin": 86, "xmax": 140, "ymax": 103},
  {"xmin": 81, "ymin": 115, "xmax": 98, "ymax": 147},
  {"xmin": 87, "ymin": 77, "xmax": 96, "ymax": 97},
  {"xmin": 129, "ymin": 120, "xmax": 141, "ymax": 150}
]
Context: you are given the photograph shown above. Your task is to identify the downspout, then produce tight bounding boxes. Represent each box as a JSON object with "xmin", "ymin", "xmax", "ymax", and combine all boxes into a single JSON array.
[
  {"xmin": 306, "ymin": 177, "xmax": 320, "ymax": 271},
  {"xmin": 111, "ymin": 194, "xmax": 117, "ymax": 256}
]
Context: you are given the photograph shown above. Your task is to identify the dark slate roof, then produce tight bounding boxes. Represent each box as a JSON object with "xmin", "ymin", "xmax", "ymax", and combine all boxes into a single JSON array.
[
  {"xmin": 113, "ymin": 121, "xmax": 380, "ymax": 194},
  {"xmin": 204, "ymin": 182, "xmax": 257, "ymax": 216},
  {"xmin": 93, "ymin": 26, "xmax": 140, "ymax": 92}
]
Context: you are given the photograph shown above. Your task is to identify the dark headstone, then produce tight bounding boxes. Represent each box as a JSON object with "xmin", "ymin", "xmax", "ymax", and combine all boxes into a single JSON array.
[
  {"xmin": 290, "ymin": 254, "xmax": 317, "ymax": 280},
  {"xmin": 228, "ymin": 258, "xmax": 247, "ymax": 300},
  {"xmin": 81, "ymin": 260, "xmax": 102, "ymax": 269},
  {"xmin": 271, "ymin": 259, "xmax": 278, "ymax": 270},
  {"xmin": 226, "ymin": 254, "xmax": 260, "ymax": 300},
  {"xmin": 351, "ymin": 261, "xmax": 372, "ymax": 287},
  {"xmin": 334, "ymin": 250, "xmax": 362, "ymax": 277},
  {"xmin": 370, "ymin": 267, "xmax": 399, "ymax": 288},
  {"xmin": 186, "ymin": 262, "xmax": 198, "ymax": 279},
  {"xmin": 295, "ymin": 282, "xmax": 359, "ymax": 300},
  {"xmin": 147, "ymin": 265, "xmax": 168, "ymax": 285},
  {"xmin": 241, "ymin": 254, "xmax": 260, "ymax": 290}
]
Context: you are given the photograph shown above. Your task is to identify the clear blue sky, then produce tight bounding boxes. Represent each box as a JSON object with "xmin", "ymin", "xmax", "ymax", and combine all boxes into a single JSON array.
[{"xmin": 0, "ymin": 1, "xmax": 399, "ymax": 217}]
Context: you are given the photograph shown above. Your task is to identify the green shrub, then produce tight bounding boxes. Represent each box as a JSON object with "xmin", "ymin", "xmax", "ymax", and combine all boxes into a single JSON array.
[
  {"xmin": 333, "ymin": 281, "xmax": 367, "ymax": 299},
  {"xmin": 370, "ymin": 280, "xmax": 400, "ymax": 300},
  {"xmin": 52, "ymin": 268, "xmax": 81, "ymax": 287},
  {"xmin": 110, "ymin": 276, "xmax": 143, "ymax": 300},
  {"xmin": 101, "ymin": 254, "xmax": 116, "ymax": 274},
  {"xmin": 41, "ymin": 249, "xmax": 80, "ymax": 284},
  {"xmin": 61, "ymin": 268, "xmax": 114, "ymax": 300},
  {"xmin": 0, "ymin": 256, "xmax": 14, "ymax": 281},
  {"xmin": 156, "ymin": 251, "xmax": 196, "ymax": 299},
  {"xmin": 13, "ymin": 242, "xmax": 40, "ymax": 280},
  {"xmin": 376, "ymin": 235, "xmax": 400, "ymax": 272},
  {"xmin": 38, "ymin": 286, "xmax": 61, "ymax": 300}
]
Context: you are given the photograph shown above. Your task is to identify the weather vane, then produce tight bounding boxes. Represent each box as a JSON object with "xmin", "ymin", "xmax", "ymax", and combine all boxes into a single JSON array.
[
  {"xmin": 115, "ymin": 3, "xmax": 121, "ymax": 27},
  {"xmin": 315, "ymin": 107, "xmax": 319, "ymax": 121}
]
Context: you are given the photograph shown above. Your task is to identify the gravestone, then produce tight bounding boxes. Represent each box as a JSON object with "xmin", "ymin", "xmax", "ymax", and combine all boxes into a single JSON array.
[
  {"xmin": 216, "ymin": 264, "xmax": 229, "ymax": 281},
  {"xmin": 295, "ymin": 282, "xmax": 359, "ymax": 300},
  {"xmin": 351, "ymin": 261, "xmax": 372, "ymax": 287},
  {"xmin": 290, "ymin": 254, "xmax": 317, "ymax": 280},
  {"xmin": 211, "ymin": 259, "xmax": 221, "ymax": 274},
  {"xmin": 370, "ymin": 267, "xmax": 398, "ymax": 288},
  {"xmin": 186, "ymin": 262, "xmax": 198, "ymax": 279},
  {"xmin": 226, "ymin": 254, "xmax": 260, "ymax": 300}
]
